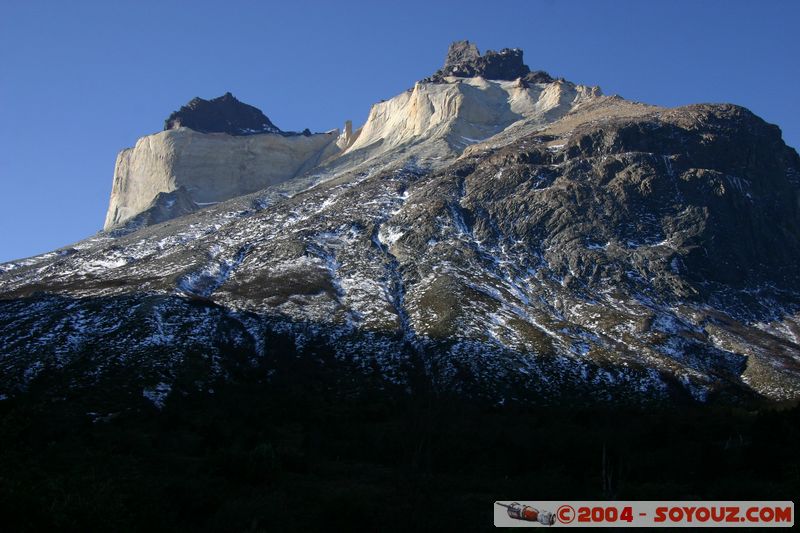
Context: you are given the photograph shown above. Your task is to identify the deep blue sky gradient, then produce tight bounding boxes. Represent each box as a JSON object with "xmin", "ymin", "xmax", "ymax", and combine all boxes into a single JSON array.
[{"xmin": 1, "ymin": 0, "xmax": 798, "ymax": 262}]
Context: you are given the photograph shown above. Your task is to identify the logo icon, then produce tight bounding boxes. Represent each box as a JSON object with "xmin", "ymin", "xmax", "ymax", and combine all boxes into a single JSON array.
[{"xmin": 496, "ymin": 502, "xmax": 556, "ymax": 526}]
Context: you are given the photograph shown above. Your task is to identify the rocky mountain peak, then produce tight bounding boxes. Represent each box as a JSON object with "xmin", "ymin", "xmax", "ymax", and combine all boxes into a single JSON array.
[
  {"xmin": 164, "ymin": 92, "xmax": 282, "ymax": 136},
  {"xmin": 443, "ymin": 40, "xmax": 481, "ymax": 65},
  {"xmin": 427, "ymin": 40, "xmax": 553, "ymax": 83}
]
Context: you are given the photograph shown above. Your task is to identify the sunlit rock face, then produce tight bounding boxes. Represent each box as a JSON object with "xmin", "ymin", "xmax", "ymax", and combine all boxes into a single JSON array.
[
  {"xmin": 104, "ymin": 126, "xmax": 340, "ymax": 230},
  {"xmin": 105, "ymin": 92, "xmax": 341, "ymax": 230},
  {"xmin": 105, "ymin": 45, "xmax": 603, "ymax": 232}
]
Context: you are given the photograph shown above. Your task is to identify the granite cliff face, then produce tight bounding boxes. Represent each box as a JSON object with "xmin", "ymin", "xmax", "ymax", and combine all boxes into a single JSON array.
[
  {"xmin": 338, "ymin": 75, "xmax": 599, "ymax": 169},
  {"xmin": 3, "ymin": 42, "xmax": 800, "ymax": 410},
  {"xmin": 104, "ymin": 92, "xmax": 344, "ymax": 230},
  {"xmin": 104, "ymin": 125, "xmax": 340, "ymax": 230},
  {"xmin": 104, "ymin": 50, "xmax": 599, "ymax": 231}
]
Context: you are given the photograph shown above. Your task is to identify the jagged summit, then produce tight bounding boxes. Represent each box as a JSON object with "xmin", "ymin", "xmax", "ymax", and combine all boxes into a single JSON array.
[
  {"xmin": 426, "ymin": 40, "xmax": 553, "ymax": 83},
  {"xmin": 341, "ymin": 40, "xmax": 599, "ymax": 168},
  {"xmin": 164, "ymin": 92, "xmax": 282, "ymax": 136},
  {"xmin": 106, "ymin": 42, "xmax": 601, "ymax": 231}
]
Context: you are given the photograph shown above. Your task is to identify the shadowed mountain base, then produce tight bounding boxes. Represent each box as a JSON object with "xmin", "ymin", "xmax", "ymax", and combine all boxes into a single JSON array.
[{"xmin": 1, "ymin": 372, "xmax": 798, "ymax": 532}]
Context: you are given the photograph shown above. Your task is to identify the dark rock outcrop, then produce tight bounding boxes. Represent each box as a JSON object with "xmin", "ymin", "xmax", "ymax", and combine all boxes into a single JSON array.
[
  {"xmin": 426, "ymin": 40, "xmax": 553, "ymax": 83},
  {"xmin": 444, "ymin": 40, "xmax": 480, "ymax": 66},
  {"xmin": 402, "ymin": 103, "xmax": 800, "ymax": 299},
  {"xmin": 164, "ymin": 92, "xmax": 281, "ymax": 136}
]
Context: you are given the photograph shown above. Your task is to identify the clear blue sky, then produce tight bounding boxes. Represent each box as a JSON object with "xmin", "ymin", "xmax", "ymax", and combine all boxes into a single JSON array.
[{"xmin": 1, "ymin": 0, "xmax": 798, "ymax": 263}]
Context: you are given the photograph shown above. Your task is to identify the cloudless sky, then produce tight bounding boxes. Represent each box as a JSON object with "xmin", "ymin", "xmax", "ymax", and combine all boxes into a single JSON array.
[{"xmin": 1, "ymin": 0, "xmax": 798, "ymax": 263}]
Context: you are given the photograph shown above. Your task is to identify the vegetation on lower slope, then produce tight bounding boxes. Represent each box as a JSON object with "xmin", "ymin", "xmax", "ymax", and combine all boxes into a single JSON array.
[{"xmin": 1, "ymin": 355, "xmax": 797, "ymax": 532}]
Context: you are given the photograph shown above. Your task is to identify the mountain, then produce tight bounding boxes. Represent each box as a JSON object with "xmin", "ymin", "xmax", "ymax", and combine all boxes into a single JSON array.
[
  {"xmin": 2, "ymin": 41, "xmax": 800, "ymax": 410},
  {"xmin": 104, "ymin": 93, "xmax": 341, "ymax": 229},
  {"xmin": 103, "ymin": 44, "xmax": 600, "ymax": 232}
]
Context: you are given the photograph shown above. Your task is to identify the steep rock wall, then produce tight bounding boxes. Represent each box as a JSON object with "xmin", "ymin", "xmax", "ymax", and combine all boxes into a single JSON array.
[
  {"xmin": 344, "ymin": 77, "xmax": 600, "ymax": 163},
  {"xmin": 104, "ymin": 128, "xmax": 339, "ymax": 229}
]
